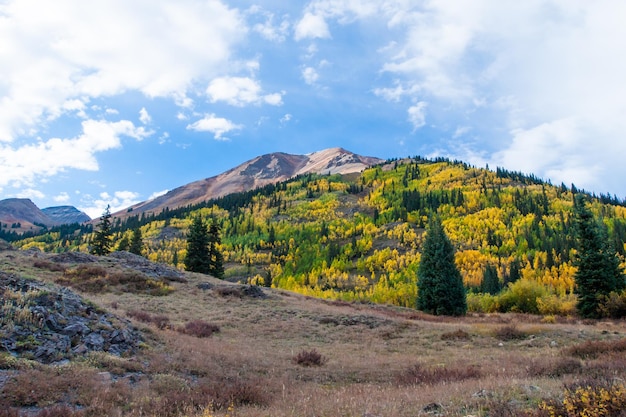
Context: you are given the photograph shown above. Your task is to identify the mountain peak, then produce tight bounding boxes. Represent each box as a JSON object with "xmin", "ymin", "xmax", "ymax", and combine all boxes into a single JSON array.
[{"xmin": 119, "ymin": 148, "xmax": 383, "ymax": 218}]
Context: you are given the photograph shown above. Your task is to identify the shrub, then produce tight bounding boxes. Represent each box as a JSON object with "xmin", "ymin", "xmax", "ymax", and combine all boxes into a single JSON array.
[
  {"xmin": 564, "ymin": 338, "xmax": 626, "ymax": 359},
  {"xmin": 598, "ymin": 290, "xmax": 626, "ymax": 318},
  {"xmin": 198, "ymin": 377, "xmax": 271, "ymax": 410},
  {"xmin": 441, "ymin": 329, "xmax": 471, "ymax": 341},
  {"xmin": 498, "ymin": 279, "xmax": 548, "ymax": 314},
  {"xmin": 527, "ymin": 357, "xmax": 582, "ymax": 378},
  {"xmin": 494, "ymin": 325, "xmax": 527, "ymax": 341},
  {"xmin": 292, "ymin": 349, "xmax": 326, "ymax": 367},
  {"xmin": 32, "ymin": 260, "xmax": 65, "ymax": 272},
  {"xmin": 395, "ymin": 362, "xmax": 481, "ymax": 386},
  {"xmin": 179, "ymin": 320, "xmax": 220, "ymax": 338},
  {"xmin": 538, "ymin": 380, "xmax": 626, "ymax": 417},
  {"xmin": 127, "ymin": 310, "xmax": 171, "ymax": 329},
  {"xmin": 536, "ymin": 293, "xmax": 577, "ymax": 316}
]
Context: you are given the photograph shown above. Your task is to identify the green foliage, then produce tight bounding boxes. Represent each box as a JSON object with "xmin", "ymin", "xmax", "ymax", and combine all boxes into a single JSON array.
[
  {"xmin": 481, "ymin": 264, "xmax": 501, "ymax": 295},
  {"xmin": 573, "ymin": 194, "xmax": 625, "ymax": 318},
  {"xmin": 498, "ymin": 279, "xmax": 547, "ymax": 314},
  {"xmin": 129, "ymin": 228, "xmax": 143, "ymax": 256},
  {"xmin": 10, "ymin": 158, "xmax": 626, "ymax": 316},
  {"xmin": 416, "ymin": 217, "xmax": 467, "ymax": 316},
  {"xmin": 90, "ymin": 205, "xmax": 112, "ymax": 256},
  {"xmin": 184, "ymin": 216, "xmax": 211, "ymax": 274}
]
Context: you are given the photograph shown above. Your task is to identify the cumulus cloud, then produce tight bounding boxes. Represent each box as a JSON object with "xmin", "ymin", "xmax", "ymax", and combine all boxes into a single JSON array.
[
  {"xmin": 302, "ymin": 67, "xmax": 319, "ymax": 85},
  {"xmin": 206, "ymin": 76, "xmax": 283, "ymax": 106},
  {"xmin": 407, "ymin": 102, "xmax": 427, "ymax": 131},
  {"xmin": 16, "ymin": 189, "xmax": 45, "ymax": 200},
  {"xmin": 0, "ymin": 119, "xmax": 150, "ymax": 189},
  {"xmin": 139, "ymin": 107, "xmax": 151, "ymax": 125},
  {"xmin": 80, "ymin": 190, "xmax": 141, "ymax": 219},
  {"xmin": 187, "ymin": 114, "xmax": 242, "ymax": 140},
  {"xmin": 53, "ymin": 192, "xmax": 70, "ymax": 203},
  {"xmin": 0, "ymin": 0, "xmax": 245, "ymax": 142},
  {"xmin": 295, "ymin": 12, "xmax": 330, "ymax": 40},
  {"xmin": 303, "ymin": 0, "xmax": 626, "ymax": 195},
  {"xmin": 249, "ymin": 7, "xmax": 290, "ymax": 42}
]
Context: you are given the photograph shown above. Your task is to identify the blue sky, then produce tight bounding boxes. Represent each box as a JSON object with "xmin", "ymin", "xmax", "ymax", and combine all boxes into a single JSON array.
[{"xmin": 1, "ymin": 1, "xmax": 626, "ymax": 218}]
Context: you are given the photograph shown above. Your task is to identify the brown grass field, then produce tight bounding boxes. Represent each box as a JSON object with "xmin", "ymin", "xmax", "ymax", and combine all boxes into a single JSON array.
[{"xmin": 1, "ymin": 248, "xmax": 626, "ymax": 416}]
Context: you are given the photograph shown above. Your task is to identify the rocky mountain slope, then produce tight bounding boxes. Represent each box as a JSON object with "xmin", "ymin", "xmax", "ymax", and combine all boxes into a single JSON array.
[
  {"xmin": 42, "ymin": 206, "xmax": 91, "ymax": 224},
  {"xmin": 0, "ymin": 198, "xmax": 57, "ymax": 229},
  {"xmin": 118, "ymin": 147, "xmax": 382, "ymax": 218}
]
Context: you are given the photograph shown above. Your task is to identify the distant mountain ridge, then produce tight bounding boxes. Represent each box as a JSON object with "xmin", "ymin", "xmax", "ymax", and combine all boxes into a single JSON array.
[
  {"xmin": 42, "ymin": 206, "xmax": 91, "ymax": 225},
  {"xmin": 119, "ymin": 147, "xmax": 383, "ymax": 218},
  {"xmin": 0, "ymin": 198, "xmax": 90, "ymax": 231}
]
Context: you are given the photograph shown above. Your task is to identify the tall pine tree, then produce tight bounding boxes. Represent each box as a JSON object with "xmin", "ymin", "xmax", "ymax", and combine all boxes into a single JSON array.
[
  {"xmin": 417, "ymin": 217, "xmax": 467, "ymax": 316},
  {"xmin": 129, "ymin": 228, "xmax": 143, "ymax": 256},
  {"xmin": 208, "ymin": 220, "xmax": 224, "ymax": 279},
  {"xmin": 481, "ymin": 264, "xmax": 501, "ymax": 295},
  {"xmin": 573, "ymin": 194, "xmax": 625, "ymax": 318},
  {"xmin": 90, "ymin": 205, "xmax": 113, "ymax": 256},
  {"xmin": 184, "ymin": 216, "xmax": 211, "ymax": 274}
]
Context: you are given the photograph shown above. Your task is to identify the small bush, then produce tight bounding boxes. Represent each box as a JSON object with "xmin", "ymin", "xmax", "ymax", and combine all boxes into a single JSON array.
[
  {"xmin": 198, "ymin": 377, "xmax": 271, "ymax": 410},
  {"xmin": 292, "ymin": 349, "xmax": 326, "ymax": 367},
  {"xmin": 127, "ymin": 310, "xmax": 170, "ymax": 329},
  {"xmin": 494, "ymin": 325, "xmax": 527, "ymax": 341},
  {"xmin": 395, "ymin": 362, "xmax": 481, "ymax": 386},
  {"xmin": 498, "ymin": 279, "xmax": 547, "ymax": 314},
  {"xmin": 527, "ymin": 357, "xmax": 582, "ymax": 378},
  {"xmin": 179, "ymin": 320, "xmax": 220, "ymax": 338},
  {"xmin": 536, "ymin": 293, "xmax": 577, "ymax": 316},
  {"xmin": 33, "ymin": 260, "xmax": 65, "ymax": 272},
  {"xmin": 538, "ymin": 380, "xmax": 626, "ymax": 417},
  {"xmin": 441, "ymin": 329, "xmax": 471, "ymax": 341},
  {"xmin": 598, "ymin": 290, "xmax": 626, "ymax": 318},
  {"xmin": 564, "ymin": 338, "xmax": 626, "ymax": 359}
]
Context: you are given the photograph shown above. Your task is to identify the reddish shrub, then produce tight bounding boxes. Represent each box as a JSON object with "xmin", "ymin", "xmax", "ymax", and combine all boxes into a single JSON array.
[
  {"xmin": 395, "ymin": 362, "xmax": 481, "ymax": 386},
  {"xmin": 292, "ymin": 349, "xmax": 326, "ymax": 367},
  {"xmin": 179, "ymin": 320, "xmax": 220, "ymax": 338}
]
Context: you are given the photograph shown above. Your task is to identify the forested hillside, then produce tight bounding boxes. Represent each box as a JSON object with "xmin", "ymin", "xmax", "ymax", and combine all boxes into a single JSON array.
[{"xmin": 13, "ymin": 157, "xmax": 626, "ymax": 315}]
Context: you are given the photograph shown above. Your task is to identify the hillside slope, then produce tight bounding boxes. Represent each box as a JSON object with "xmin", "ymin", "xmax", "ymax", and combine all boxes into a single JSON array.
[{"xmin": 1, "ymin": 246, "xmax": 625, "ymax": 416}]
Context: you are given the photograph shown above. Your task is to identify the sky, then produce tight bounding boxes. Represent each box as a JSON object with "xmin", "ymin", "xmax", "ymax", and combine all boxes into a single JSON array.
[{"xmin": 1, "ymin": 0, "xmax": 626, "ymax": 219}]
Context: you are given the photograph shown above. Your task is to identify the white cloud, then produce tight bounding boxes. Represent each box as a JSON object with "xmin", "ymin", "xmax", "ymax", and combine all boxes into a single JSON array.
[
  {"xmin": 0, "ymin": 0, "xmax": 245, "ymax": 142},
  {"xmin": 0, "ymin": 119, "xmax": 151, "ymax": 188},
  {"xmin": 295, "ymin": 12, "xmax": 330, "ymax": 40},
  {"xmin": 206, "ymin": 76, "xmax": 283, "ymax": 106},
  {"xmin": 53, "ymin": 192, "xmax": 70, "ymax": 203},
  {"xmin": 302, "ymin": 67, "xmax": 319, "ymax": 85},
  {"xmin": 187, "ymin": 114, "xmax": 242, "ymax": 140},
  {"xmin": 280, "ymin": 114, "xmax": 292, "ymax": 124},
  {"xmin": 148, "ymin": 189, "xmax": 169, "ymax": 200},
  {"xmin": 80, "ymin": 190, "xmax": 141, "ymax": 219},
  {"xmin": 407, "ymin": 102, "xmax": 427, "ymax": 131},
  {"xmin": 250, "ymin": 8, "xmax": 290, "ymax": 42},
  {"xmin": 139, "ymin": 107, "xmax": 151, "ymax": 125},
  {"xmin": 16, "ymin": 189, "xmax": 45, "ymax": 200}
]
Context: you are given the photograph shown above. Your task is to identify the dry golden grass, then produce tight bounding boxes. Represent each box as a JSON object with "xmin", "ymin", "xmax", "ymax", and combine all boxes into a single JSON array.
[{"xmin": 1, "ymin": 249, "xmax": 626, "ymax": 416}]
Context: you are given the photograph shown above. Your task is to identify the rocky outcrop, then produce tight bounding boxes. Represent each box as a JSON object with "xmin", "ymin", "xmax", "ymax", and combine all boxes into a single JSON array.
[
  {"xmin": 107, "ymin": 251, "xmax": 187, "ymax": 282},
  {"xmin": 0, "ymin": 272, "xmax": 141, "ymax": 364}
]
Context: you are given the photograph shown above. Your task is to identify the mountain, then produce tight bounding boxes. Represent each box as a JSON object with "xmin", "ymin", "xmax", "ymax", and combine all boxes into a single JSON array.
[
  {"xmin": 0, "ymin": 198, "xmax": 56, "ymax": 229},
  {"xmin": 120, "ymin": 147, "xmax": 382, "ymax": 218},
  {"xmin": 42, "ymin": 206, "xmax": 91, "ymax": 224}
]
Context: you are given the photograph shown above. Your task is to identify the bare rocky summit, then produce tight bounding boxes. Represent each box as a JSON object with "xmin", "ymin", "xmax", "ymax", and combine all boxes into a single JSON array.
[{"xmin": 117, "ymin": 147, "xmax": 382, "ymax": 219}]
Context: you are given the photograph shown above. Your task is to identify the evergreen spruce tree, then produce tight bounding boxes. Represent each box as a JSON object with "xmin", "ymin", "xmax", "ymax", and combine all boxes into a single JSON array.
[
  {"xmin": 90, "ymin": 205, "xmax": 113, "ymax": 256},
  {"xmin": 573, "ymin": 194, "xmax": 625, "ymax": 318},
  {"xmin": 208, "ymin": 220, "xmax": 224, "ymax": 279},
  {"xmin": 416, "ymin": 217, "xmax": 467, "ymax": 316},
  {"xmin": 481, "ymin": 264, "xmax": 501, "ymax": 295},
  {"xmin": 129, "ymin": 228, "xmax": 143, "ymax": 256},
  {"xmin": 184, "ymin": 216, "xmax": 211, "ymax": 274},
  {"xmin": 506, "ymin": 258, "xmax": 522, "ymax": 285}
]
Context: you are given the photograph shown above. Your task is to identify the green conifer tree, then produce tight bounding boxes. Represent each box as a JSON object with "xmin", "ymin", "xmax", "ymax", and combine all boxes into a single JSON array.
[
  {"xmin": 481, "ymin": 264, "xmax": 501, "ymax": 295},
  {"xmin": 129, "ymin": 228, "xmax": 143, "ymax": 256},
  {"xmin": 117, "ymin": 235, "xmax": 130, "ymax": 252},
  {"xmin": 208, "ymin": 220, "xmax": 224, "ymax": 279},
  {"xmin": 184, "ymin": 216, "xmax": 211, "ymax": 274},
  {"xmin": 416, "ymin": 217, "xmax": 467, "ymax": 316},
  {"xmin": 90, "ymin": 205, "xmax": 113, "ymax": 256},
  {"xmin": 573, "ymin": 194, "xmax": 625, "ymax": 318}
]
